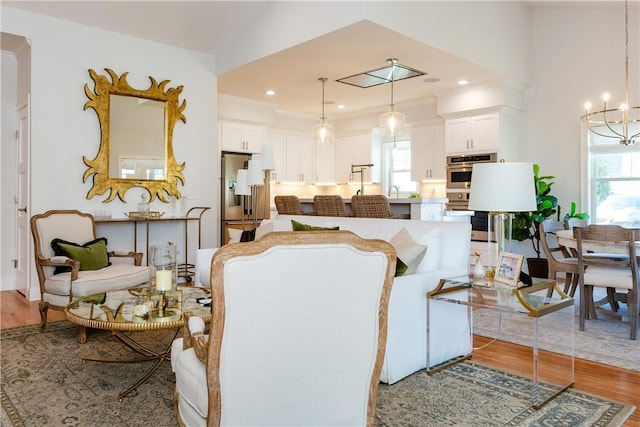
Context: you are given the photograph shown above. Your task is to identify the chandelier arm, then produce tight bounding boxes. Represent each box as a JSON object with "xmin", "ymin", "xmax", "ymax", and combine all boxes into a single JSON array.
[
  {"xmin": 600, "ymin": 109, "xmax": 626, "ymax": 139},
  {"xmin": 584, "ymin": 117, "xmax": 624, "ymax": 139}
]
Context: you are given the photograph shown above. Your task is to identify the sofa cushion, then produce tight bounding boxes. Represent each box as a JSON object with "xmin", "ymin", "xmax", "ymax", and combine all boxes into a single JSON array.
[
  {"xmin": 291, "ymin": 220, "xmax": 339, "ymax": 231},
  {"xmin": 51, "ymin": 237, "xmax": 110, "ymax": 273},
  {"xmin": 389, "ymin": 227, "xmax": 427, "ymax": 276},
  {"xmin": 228, "ymin": 222, "xmax": 275, "ymax": 244}
]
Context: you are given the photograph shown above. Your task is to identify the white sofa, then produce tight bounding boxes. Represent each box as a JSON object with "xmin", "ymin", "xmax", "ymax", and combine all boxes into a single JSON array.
[{"xmin": 194, "ymin": 214, "xmax": 472, "ymax": 384}]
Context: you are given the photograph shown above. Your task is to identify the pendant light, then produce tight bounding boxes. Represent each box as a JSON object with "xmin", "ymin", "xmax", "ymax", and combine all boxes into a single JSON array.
[
  {"xmin": 379, "ymin": 58, "xmax": 408, "ymax": 144},
  {"xmin": 312, "ymin": 77, "xmax": 335, "ymax": 145}
]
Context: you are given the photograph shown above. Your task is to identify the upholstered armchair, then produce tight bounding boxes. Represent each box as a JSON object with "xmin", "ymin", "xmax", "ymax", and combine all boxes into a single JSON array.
[
  {"xmin": 172, "ymin": 231, "xmax": 396, "ymax": 427},
  {"xmin": 30, "ymin": 210, "xmax": 151, "ymax": 342}
]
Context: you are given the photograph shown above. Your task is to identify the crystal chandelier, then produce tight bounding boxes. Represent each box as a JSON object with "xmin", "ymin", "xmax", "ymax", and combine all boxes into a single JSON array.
[
  {"xmin": 312, "ymin": 77, "xmax": 335, "ymax": 145},
  {"xmin": 582, "ymin": 0, "xmax": 639, "ymax": 145},
  {"xmin": 379, "ymin": 58, "xmax": 408, "ymax": 144}
]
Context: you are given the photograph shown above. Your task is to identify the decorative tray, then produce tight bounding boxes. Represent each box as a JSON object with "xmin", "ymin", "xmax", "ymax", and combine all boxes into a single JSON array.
[{"xmin": 125, "ymin": 211, "xmax": 165, "ymax": 219}]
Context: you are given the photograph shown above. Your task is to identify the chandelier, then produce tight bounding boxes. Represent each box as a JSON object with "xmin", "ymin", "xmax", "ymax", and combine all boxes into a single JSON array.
[
  {"xmin": 582, "ymin": 0, "xmax": 639, "ymax": 145},
  {"xmin": 312, "ymin": 77, "xmax": 335, "ymax": 145},
  {"xmin": 379, "ymin": 58, "xmax": 408, "ymax": 144}
]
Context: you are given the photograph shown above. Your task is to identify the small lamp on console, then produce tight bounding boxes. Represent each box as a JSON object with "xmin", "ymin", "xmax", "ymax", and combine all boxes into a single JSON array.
[{"xmin": 468, "ymin": 161, "xmax": 536, "ymax": 276}]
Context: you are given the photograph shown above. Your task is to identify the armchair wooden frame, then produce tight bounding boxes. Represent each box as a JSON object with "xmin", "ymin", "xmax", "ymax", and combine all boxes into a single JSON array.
[
  {"xmin": 31, "ymin": 210, "xmax": 144, "ymax": 341},
  {"xmin": 175, "ymin": 231, "xmax": 397, "ymax": 426}
]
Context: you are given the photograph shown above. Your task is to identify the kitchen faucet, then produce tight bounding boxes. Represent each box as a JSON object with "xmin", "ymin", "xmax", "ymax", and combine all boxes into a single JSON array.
[
  {"xmin": 351, "ymin": 163, "xmax": 373, "ymax": 196},
  {"xmin": 388, "ymin": 185, "xmax": 399, "ymax": 198}
]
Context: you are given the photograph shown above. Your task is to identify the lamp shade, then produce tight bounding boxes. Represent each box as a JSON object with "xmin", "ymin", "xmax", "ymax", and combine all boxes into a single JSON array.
[
  {"xmin": 247, "ymin": 158, "xmax": 264, "ymax": 186},
  {"xmin": 468, "ymin": 162, "xmax": 536, "ymax": 212},
  {"xmin": 261, "ymin": 145, "xmax": 275, "ymax": 170},
  {"xmin": 235, "ymin": 169, "xmax": 251, "ymax": 196}
]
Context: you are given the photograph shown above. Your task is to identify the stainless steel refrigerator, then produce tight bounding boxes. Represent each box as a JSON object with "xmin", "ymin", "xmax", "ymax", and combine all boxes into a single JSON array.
[{"xmin": 220, "ymin": 152, "xmax": 268, "ymax": 243}]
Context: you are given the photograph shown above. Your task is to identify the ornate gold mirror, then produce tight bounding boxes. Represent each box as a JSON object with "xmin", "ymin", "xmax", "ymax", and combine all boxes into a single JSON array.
[{"xmin": 83, "ymin": 68, "xmax": 186, "ymax": 202}]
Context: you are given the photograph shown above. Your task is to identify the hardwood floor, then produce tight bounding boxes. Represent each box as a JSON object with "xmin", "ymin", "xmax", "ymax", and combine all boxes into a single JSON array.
[{"xmin": 1, "ymin": 290, "xmax": 638, "ymax": 425}]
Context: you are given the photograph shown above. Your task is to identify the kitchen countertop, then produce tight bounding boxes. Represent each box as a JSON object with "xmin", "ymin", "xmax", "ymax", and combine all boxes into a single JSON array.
[{"xmin": 299, "ymin": 197, "xmax": 448, "ymax": 204}]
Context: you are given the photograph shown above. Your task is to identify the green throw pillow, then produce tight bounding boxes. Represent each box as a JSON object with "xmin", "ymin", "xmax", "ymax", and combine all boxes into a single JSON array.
[
  {"xmin": 51, "ymin": 237, "xmax": 110, "ymax": 273},
  {"xmin": 291, "ymin": 220, "xmax": 339, "ymax": 231}
]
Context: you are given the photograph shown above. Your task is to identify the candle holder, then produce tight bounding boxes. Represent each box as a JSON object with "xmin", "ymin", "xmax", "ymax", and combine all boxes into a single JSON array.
[{"xmin": 149, "ymin": 289, "xmax": 182, "ymax": 320}]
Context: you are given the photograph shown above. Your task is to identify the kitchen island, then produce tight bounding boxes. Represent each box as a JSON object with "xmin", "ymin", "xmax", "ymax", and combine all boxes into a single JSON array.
[{"xmin": 296, "ymin": 197, "xmax": 448, "ymax": 220}]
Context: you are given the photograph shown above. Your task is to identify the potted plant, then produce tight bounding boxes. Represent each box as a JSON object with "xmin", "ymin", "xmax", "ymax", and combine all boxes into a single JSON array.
[
  {"xmin": 511, "ymin": 164, "xmax": 558, "ymax": 278},
  {"xmin": 560, "ymin": 201, "xmax": 590, "ymax": 229}
]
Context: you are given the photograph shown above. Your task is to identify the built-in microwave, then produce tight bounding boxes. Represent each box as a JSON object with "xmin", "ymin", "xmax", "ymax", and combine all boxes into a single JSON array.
[{"xmin": 446, "ymin": 153, "xmax": 497, "ymax": 190}]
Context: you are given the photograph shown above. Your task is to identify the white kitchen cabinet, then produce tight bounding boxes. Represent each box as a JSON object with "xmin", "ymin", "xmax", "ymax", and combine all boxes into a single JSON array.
[
  {"xmin": 271, "ymin": 133, "xmax": 315, "ymax": 182},
  {"xmin": 445, "ymin": 113, "xmax": 499, "ymax": 154},
  {"xmin": 315, "ymin": 142, "xmax": 335, "ymax": 182},
  {"xmin": 270, "ymin": 133, "xmax": 286, "ymax": 182},
  {"xmin": 411, "ymin": 124, "xmax": 445, "ymax": 181},
  {"xmin": 335, "ymin": 134, "xmax": 378, "ymax": 183},
  {"xmin": 220, "ymin": 121, "xmax": 266, "ymax": 153}
]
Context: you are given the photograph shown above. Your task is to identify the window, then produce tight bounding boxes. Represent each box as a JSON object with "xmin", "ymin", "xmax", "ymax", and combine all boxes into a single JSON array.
[
  {"xmin": 381, "ymin": 140, "xmax": 417, "ymax": 194},
  {"xmin": 586, "ymin": 123, "xmax": 640, "ymax": 227}
]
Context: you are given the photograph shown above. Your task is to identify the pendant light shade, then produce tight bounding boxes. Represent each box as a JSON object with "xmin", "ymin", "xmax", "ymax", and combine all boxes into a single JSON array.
[
  {"xmin": 313, "ymin": 77, "xmax": 335, "ymax": 145},
  {"xmin": 379, "ymin": 59, "xmax": 408, "ymax": 140}
]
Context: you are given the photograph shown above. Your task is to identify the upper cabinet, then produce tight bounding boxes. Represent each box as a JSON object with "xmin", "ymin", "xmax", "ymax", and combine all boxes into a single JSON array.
[
  {"xmin": 220, "ymin": 121, "xmax": 267, "ymax": 153},
  {"xmin": 271, "ymin": 132, "xmax": 315, "ymax": 183},
  {"xmin": 411, "ymin": 124, "xmax": 445, "ymax": 181},
  {"xmin": 335, "ymin": 134, "xmax": 380, "ymax": 183},
  {"xmin": 445, "ymin": 113, "xmax": 499, "ymax": 154},
  {"xmin": 315, "ymin": 142, "xmax": 335, "ymax": 183}
]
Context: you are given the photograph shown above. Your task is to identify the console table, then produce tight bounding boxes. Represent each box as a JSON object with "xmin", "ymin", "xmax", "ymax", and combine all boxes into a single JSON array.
[
  {"xmin": 427, "ymin": 276, "xmax": 575, "ymax": 409},
  {"xmin": 95, "ymin": 207, "xmax": 210, "ymax": 282}
]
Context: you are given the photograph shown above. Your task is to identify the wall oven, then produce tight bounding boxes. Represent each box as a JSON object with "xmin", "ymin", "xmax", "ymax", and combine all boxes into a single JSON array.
[
  {"xmin": 446, "ymin": 153, "xmax": 497, "ymax": 242},
  {"xmin": 446, "ymin": 153, "xmax": 497, "ymax": 189}
]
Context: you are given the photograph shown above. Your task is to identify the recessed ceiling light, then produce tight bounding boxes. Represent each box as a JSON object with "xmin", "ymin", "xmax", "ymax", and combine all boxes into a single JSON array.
[
  {"xmin": 457, "ymin": 79, "xmax": 469, "ymax": 86},
  {"xmin": 337, "ymin": 104, "xmax": 346, "ymax": 110},
  {"xmin": 265, "ymin": 89, "xmax": 275, "ymax": 96}
]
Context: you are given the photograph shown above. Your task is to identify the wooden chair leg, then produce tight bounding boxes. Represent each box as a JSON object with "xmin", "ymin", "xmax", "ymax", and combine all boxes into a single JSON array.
[
  {"xmin": 606, "ymin": 287, "xmax": 620, "ymax": 312},
  {"xmin": 579, "ymin": 281, "xmax": 587, "ymax": 331},
  {"xmin": 629, "ymin": 289, "xmax": 638, "ymax": 340},
  {"xmin": 562, "ymin": 273, "xmax": 572, "ymax": 294},
  {"xmin": 38, "ymin": 301, "xmax": 49, "ymax": 331},
  {"xmin": 568, "ymin": 273, "xmax": 579, "ymax": 297},
  {"xmin": 546, "ymin": 268, "xmax": 557, "ymax": 298}
]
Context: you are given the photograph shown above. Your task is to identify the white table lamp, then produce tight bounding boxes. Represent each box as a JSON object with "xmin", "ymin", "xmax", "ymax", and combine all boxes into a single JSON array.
[{"xmin": 468, "ymin": 161, "xmax": 536, "ymax": 274}]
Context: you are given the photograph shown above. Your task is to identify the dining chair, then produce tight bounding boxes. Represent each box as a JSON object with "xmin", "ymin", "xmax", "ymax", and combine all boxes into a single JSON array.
[
  {"xmin": 351, "ymin": 195, "xmax": 392, "ymax": 218},
  {"xmin": 172, "ymin": 230, "xmax": 396, "ymax": 426},
  {"xmin": 574, "ymin": 224, "xmax": 639, "ymax": 340},
  {"xmin": 274, "ymin": 195, "xmax": 305, "ymax": 215},
  {"xmin": 313, "ymin": 195, "xmax": 348, "ymax": 217},
  {"xmin": 539, "ymin": 221, "xmax": 580, "ymax": 297}
]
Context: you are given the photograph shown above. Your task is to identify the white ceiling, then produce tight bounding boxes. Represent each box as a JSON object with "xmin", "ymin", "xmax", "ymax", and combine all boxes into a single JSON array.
[{"xmin": 3, "ymin": 1, "xmax": 622, "ymax": 119}]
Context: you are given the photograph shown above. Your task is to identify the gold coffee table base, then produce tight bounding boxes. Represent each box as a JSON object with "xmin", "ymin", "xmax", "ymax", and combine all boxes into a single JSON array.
[
  {"xmin": 66, "ymin": 286, "xmax": 212, "ymax": 401},
  {"xmin": 82, "ymin": 328, "xmax": 180, "ymax": 401}
]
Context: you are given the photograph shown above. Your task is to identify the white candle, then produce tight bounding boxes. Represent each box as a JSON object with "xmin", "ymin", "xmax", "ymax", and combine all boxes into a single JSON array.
[{"xmin": 155, "ymin": 270, "xmax": 173, "ymax": 292}]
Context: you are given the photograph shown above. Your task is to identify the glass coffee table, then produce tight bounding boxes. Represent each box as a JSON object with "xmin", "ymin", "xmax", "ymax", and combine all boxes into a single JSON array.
[
  {"xmin": 65, "ymin": 285, "xmax": 211, "ymax": 401},
  {"xmin": 427, "ymin": 276, "xmax": 575, "ymax": 409}
]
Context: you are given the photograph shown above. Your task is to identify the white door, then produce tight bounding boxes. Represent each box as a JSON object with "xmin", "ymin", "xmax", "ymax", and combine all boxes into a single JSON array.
[{"xmin": 16, "ymin": 99, "xmax": 30, "ymax": 296}]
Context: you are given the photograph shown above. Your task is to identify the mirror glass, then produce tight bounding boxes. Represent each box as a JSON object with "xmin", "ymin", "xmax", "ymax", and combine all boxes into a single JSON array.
[
  {"xmin": 83, "ymin": 68, "xmax": 186, "ymax": 202},
  {"xmin": 109, "ymin": 95, "xmax": 165, "ymax": 180}
]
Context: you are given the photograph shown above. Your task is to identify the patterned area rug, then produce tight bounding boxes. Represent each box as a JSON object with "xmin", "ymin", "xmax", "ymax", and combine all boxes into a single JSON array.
[
  {"xmin": 1, "ymin": 322, "xmax": 635, "ymax": 426},
  {"xmin": 473, "ymin": 291, "xmax": 640, "ymax": 372}
]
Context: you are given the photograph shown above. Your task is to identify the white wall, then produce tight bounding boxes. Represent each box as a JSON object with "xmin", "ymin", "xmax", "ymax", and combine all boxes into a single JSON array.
[
  {"xmin": 2, "ymin": 7, "xmax": 218, "ymax": 299},
  {"xmin": 1, "ymin": 51, "xmax": 18, "ymax": 289},
  {"xmin": 524, "ymin": 4, "xmax": 639, "ymax": 216}
]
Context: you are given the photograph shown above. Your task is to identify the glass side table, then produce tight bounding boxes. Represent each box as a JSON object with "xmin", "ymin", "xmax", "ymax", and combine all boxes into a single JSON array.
[{"xmin": 427, "ymin": 276, "xmax": 575, "ymax": 409}]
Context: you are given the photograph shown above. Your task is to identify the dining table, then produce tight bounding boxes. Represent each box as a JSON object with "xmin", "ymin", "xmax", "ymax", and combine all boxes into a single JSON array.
[{"xmin": 556, "ymin": 229, "xmax": 640, "ymax": 255}]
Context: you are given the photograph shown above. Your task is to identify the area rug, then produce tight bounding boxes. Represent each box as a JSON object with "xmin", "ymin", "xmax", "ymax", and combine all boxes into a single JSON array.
[
  {"xmin": 1, "ymin": 322, "xmax": 635, "ymax": 426},
  {"xmin": 473, "ymin": 290, "xmax": 640, "ymax": 372}
]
